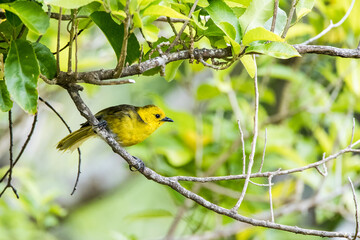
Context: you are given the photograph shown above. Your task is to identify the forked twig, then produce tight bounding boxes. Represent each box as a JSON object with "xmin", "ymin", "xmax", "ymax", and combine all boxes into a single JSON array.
[{"xmin": 302, "ymin": 0, "xmax": 355, "ymax": 45}]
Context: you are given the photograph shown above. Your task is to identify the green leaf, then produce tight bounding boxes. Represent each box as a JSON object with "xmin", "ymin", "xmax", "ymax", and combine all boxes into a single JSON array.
[
  {"xmin": 78, "ymin": 1, "xmax": 102, "ymax": 16},
  {"xmin": 182, "ymin": 0, "xmax": 209, "ymax": 8},
  {"xmin": 1, "ymin": 1, "xmax": 49, "ymax": 34},
  {"xmin": 264, "ymin": 7, "xmax": 287, "ymax": 35},
  {"xmin": 196, "ymin": 84, "xmax": 221, "ymax": 100},
  {"xmin": 45, "ymin": 0, "xmax": 98, "ymax": 9},
  {"xmin": 31, "ymin": 42, "xmax": 57, "ymax": 79},
  {"xmin": 205, "ymin": 0, "xmax": 242, "ymax": 54},
  {"xmin": 0, "ymin": 80, "xmax": 13, "ymax": 112},
  {"xmin": 4, "ymin": 39, "xmax": 39, "ymax": 114},
  {"xmin": 90, "ymin": 11, "xmax": 140, "ymax": 64},
  {"xmin": 142, "ymin": 24, "xmax": 159, "ymax": 42},
  {"xmin": 143, "ymin": 5, "xmax": 190, "ymax": 20},
  {"xmin": 296, "ymin": 0, "xmax": 315, "ymax": 21},
  {"xmin": 164, "ymin": 60, "xmax": 183, "ymax": 82},
  {"xmin": 205, "ymin": 0, "xmax": 242, "ymax": 42},
  {"xmin": 239, "ymin": 0, "xmax": 274, "ymax": 34},
  {"xmin": 242, "ymin": 27, "xmax": 284, "ymax": 45},
  {"xmin": 240, "ymin": 55, "xmax": 256, "ymax": 78},
  {"xmin": 5, "ymin": 10, "xmax": 21, "ymax": 27},
  {"xmin": 245, "ymin": 42, "xmax": 300, "ymax": 59}
]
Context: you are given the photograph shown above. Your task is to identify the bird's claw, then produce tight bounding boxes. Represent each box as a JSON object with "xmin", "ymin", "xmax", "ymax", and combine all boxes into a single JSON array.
[
  {"xmin": 129, "ymin": 156, "xmax": 145, "ymax": 172},
  {"xmin": 96, "ymin": 119, "xmax": 107, "ymax": 130}
]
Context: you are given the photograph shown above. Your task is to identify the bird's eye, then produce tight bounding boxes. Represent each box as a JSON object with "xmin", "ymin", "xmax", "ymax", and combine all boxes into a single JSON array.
[{"xmin": 155, "ymin": 114, "xmax": 161, "ymax": 119}]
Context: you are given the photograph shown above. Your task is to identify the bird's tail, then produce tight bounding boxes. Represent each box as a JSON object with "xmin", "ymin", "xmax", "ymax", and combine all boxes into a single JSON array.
[{"xmin": 57, "ymin": 126, "xmax": 95, "ymax": 152}]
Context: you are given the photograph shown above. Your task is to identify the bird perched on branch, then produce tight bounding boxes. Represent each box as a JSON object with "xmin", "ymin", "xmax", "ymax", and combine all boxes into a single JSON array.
[{"xmin": 57, "ymin": 104, "xmax": 173, "ymax": 154}]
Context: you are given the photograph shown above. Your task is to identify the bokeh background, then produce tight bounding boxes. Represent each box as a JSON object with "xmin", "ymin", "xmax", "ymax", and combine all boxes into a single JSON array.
[{"xmin": 1, "ymin": 0, "xmax": 360, "ymax": 239}]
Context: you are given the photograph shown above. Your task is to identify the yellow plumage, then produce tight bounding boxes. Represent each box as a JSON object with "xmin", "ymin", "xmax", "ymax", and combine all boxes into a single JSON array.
[{"xmin": 57, "ymin": 104, "xmax": 173, "ymax": 152}]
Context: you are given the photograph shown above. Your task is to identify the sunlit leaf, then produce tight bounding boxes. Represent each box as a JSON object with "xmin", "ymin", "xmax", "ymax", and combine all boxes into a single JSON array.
[
  {"xmin": 245, "ymin": 42, "xmax": 300, "ymax": 59},
  {"xmin": 240, "ymin": 55, "xmax": 256, "ymax": 78},
  {"xmin": 296, "ymin": 0, "xmax": 315, "ymax": 21},
  {"xmin": 239, "ymin": 0, "xmax": 274, "ymax": 34},
  {"xmin": 143, "ymin": 5, "xmax": 190, "ymax": 20},
  {"xmin": 165, "ymin": 60, "xmax": 183, "ymax": 82},
  {"xmin": 242, "ymin": 27, "xmax": 284, "ymax": 45},
  {"xmin": 45, "ymin": 0, "xmax": 98, "ymax": 9},
  {"xmin": 1, "ymin": 1, "xmax": 49, "ymax": 34}
]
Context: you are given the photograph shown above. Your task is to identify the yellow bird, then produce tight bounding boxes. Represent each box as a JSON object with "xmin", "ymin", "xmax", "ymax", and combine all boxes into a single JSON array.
[{"xmin": 57, "ymin": 104, "xmax": 173, "ymax": 152}]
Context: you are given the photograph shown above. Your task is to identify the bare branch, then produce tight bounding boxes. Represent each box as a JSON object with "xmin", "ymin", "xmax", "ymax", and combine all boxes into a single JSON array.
[
  {"xmin": 173, "ymin": 143, "xmax": 360, "ymax": 183},
  {"xmin": 315, "ymin": 153, "xmax": 328, "ymax": 177},
  {"xmin": 157, "ymin": 16, "xmax": 186, "ymax": 23},
  {"xmin": 56, "ymin": 8, "xmax": 62, "ymax": 74},
  {"xmin": 270, "ymin": 0, "xmax": 279, "ymax": 32},
  {"xmin": 232, "ymin": 55, "xmax": 259, "ymax": 212},
  {"xmin": 0, "ymin": 111, "xmax": 19, "ymax": 199},
  {"xmin": 350, "ymin": 118, "xmax": 356, "ymax": 147},
  {"xmin": 293, "ymin": 45, "xmax": 360, "ymax": 58},
  {"xmin": 113, "ymin": 0, "xmax": 131, "ymax": 78},
  {"xmin": 281, "ymin": 0, "xmax": 297, "ymax": 38},
  {"xmin": 268, "ymin": 175, "xmax": 275, "ymax": 223},
  {"xmin": 258, "ymin": 128, "xmax": 267, "ymax": 173},
  {"xmin": 49, "ymin": 12, "xmax": 87, "ymax": 20},
  {"xmin": 0, "ymin": 113, "xmax": 37, "ymax": 185},
  {"xmin": 237, "ymin": 120, "xmax": 246, "ymax": 174},
  {"xmin": 301, "ymin": 0, "xmax": 355, "ymax": 45}
]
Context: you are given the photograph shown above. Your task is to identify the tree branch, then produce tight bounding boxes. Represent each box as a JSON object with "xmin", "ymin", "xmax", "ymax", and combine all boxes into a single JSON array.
[{"xmin": 63, "ymin": 83, "xmax": 360, "ymax": 239}]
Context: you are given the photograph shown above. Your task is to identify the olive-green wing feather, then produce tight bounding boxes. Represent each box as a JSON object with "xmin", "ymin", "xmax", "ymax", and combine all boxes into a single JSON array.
[{"xmin": 56, "ymin": 126, "xmax": 95, "ymax": 152}]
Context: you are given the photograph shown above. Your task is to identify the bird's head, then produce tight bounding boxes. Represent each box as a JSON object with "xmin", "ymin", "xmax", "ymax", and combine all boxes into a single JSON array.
[{"xmin": 136, "ymin": 105, "xmax": 173, "ymax": 127}]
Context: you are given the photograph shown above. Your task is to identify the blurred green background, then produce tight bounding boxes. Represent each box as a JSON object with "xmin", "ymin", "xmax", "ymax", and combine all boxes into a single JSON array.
[{"xmin": 1, "ymin": 0, "xmax": 360, "ymax": 239}]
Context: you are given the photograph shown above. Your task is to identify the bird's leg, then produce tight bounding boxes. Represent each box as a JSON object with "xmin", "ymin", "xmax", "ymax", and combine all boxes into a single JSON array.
[
  {"xmin": 96, "ymin": 119, "xmax": 108, "ymax": 130},
  {"xmin": 129, "ymin": 156, "xmax": 145, "ymax": 172}
]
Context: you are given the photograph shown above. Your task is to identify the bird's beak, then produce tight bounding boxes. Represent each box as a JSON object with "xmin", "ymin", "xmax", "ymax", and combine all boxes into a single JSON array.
[{"xmin": 161, "ymin": 117, "xmax": 174, "ymax": 122}]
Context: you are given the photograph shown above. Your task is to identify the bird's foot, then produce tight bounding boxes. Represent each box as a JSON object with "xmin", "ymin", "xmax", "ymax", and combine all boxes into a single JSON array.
[
  {"xmin": 129, "ymin": 156, "xmax": 145, "ymax": 172},
  {"xmin": 96, "ymin": 119, "xmax": 107, "ymax": 130}
]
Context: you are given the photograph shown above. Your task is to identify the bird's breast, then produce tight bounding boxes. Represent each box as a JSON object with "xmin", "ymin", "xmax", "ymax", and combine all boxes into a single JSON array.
[{"xmin": 104, "ymin": 115, "xmax": 155, "ymax": 147}]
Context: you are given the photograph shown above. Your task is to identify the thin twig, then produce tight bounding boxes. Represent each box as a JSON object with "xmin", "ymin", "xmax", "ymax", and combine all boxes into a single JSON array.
[
  {"xmin": 0, "ymin": 113, "xmax": 38, "ymax": 183},
  {"xmin": 348, "ymin": 177, "xmax": 359, "ymax": 240},
  {"xmin": 56, "ymin": 8, "xmax": 62, "ymax": 74},
  {"xmin": 281, "ymin": 0, "xmax": 297, "ymax": 38},
  {"xmin": 38, "ymin": 97, "xmax": 83, "ymax": 194},
  {"xmin": 232, "ymin": 55, "xmax": 259, "ymax": 212},
  {"xmin": 301, "ymin": 0, "xmax": 355, "ymax": 45},
  {"xmin": 113, "ymin": 0, "xmax": 131, "ymax": 78},
  {"xmin": 350, "ymin": 118, "xmax": 356, "ymax": 147},
  {"xmin": 268, "ymin": 175, "xmax": 275, "ymax": 222},
  {"xmin": 315, "ymin": 153, "xmax": 328, "ymax": 177},
  {"xmin": 67, "ymin": 10, "xmax": 77, "ymax": 73},
  {"xmin": 258, "ymin": 128, "xmax": 267, "ymax": 173},
  {"xmin": 166, "ymin": 0, "xmax": 199, "ymax": 53},
  {"xmin": 270, "ymin": 0, "xmax": 279, "ymax": 32},
  {"xmin": 237, "ymin": 120, "xmax": 246, "ymax": 175},
  {"xmin": 80, "ymin": 78, "xmax": 136, "ymax": 85},
  {"xmin": 75, "ymin": 18, "xmax": 79, "ymax": 78},
  {"xmin": 0, "ymin": 111, "xmax": 19, "ymax": 198}
]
